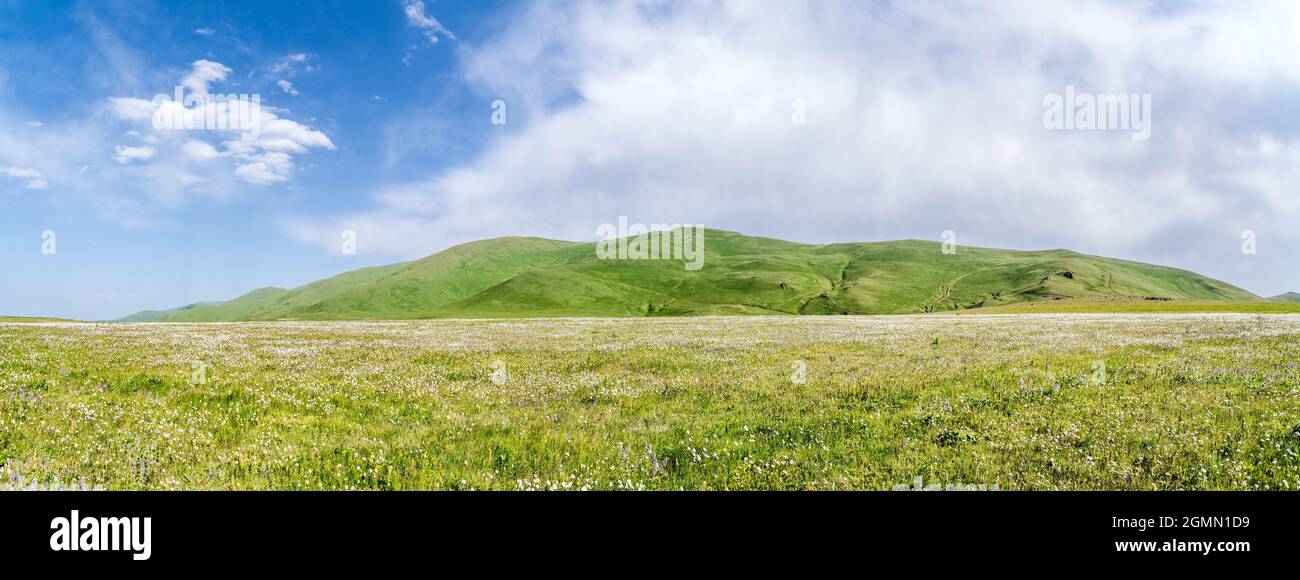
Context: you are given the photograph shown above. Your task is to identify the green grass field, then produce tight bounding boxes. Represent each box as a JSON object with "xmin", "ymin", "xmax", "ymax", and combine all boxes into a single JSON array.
[{"xmin": 3, "ymin": 315, "xmax": 1298, "ymax": 490}]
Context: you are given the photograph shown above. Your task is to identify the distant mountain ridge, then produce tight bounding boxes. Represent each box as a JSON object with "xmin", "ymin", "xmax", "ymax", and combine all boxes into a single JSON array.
[
  {"xmin": 117, "ymin": 301, "xmax": 226, "ymax": 322},
  {"xmin": 121, "ymin": 229, "xmax": 1261, "ymax": 321},
  {"xmin": 1268, "ymin": 292, "xmax": 1300, "ymax": 303}
]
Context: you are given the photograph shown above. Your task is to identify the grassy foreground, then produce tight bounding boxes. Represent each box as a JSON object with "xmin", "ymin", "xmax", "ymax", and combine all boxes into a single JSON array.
[
  {"xmin": 2, "ymin": 315, "xmax": 1299, "ymax": 490},
  {"xmin": 955, "ymin": 298, "xmax": 1300, "ymax": 315}
]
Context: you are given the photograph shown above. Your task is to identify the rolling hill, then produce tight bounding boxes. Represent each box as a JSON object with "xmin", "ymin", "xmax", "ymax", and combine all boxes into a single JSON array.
[
  {"xmin": 1268, "ymin": 292, "xmax": 1300, "ymax": 303},
  {"xmin": 123, "ymin": 229, "xmax": 1262, "ymax": 321},
  {"xmin": 116, "ymin": 301, "xmax": 226, "ymax": 322}
]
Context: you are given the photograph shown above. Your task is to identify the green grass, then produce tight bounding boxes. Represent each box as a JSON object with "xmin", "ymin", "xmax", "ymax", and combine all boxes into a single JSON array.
[
  {"xmin": 126, "ymin": 230, "xmax": 1259, "ymax": 321},
  {"xmin": 0, "ymin": 316, "xmax": 78, "ymax": 323},
  {"xmin": 3, "ymin": 315, "xmax": 1298, "ymax": 490},
  {"xmin": 955, "ymin": 298, "xmax": 1300, "ymax": 314}
]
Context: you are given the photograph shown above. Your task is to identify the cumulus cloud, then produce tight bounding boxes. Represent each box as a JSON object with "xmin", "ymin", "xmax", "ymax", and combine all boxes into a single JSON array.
[
  {"xmin": 0, "ymin": 55, "xmax": 334, "ymax": 225},
  {"xmin": 276, "ymin": 79, "xmax": 299, "ymax": 95},
  {"xmin": 180, "ymin": 59, "xmax": 231, "ymax": 96},
  {"xmin": 289, "ymin": 0, "xmax": 1300, "ymax": 296},
  {"xmin": 182, "ymin": 140, "xmax": 219, "ymax": 162},
  {"xmin": 193, "ymin": 27, "xmax": 215, "ymax": 37},
  {"xmin": 234, "ymin": 156, "xmax": 291, "ymax": 185},
  {"xmin": 105, "ymin": 60, "xmax": 333, "ymax": 186}
]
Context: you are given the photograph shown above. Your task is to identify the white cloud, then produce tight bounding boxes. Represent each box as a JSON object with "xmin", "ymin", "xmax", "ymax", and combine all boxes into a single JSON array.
[
  {"xmin": 276, "ymin": 79, "xmax": 299, "ymax": 96},
  {"xmin": 180, "ymin": 59, "xmax": 231, "ymax": 96},
  {"xmin": 1, "ymin": 166, "xmax": 42, "ymax": 179},
  {"xmin": 295, "ymin": 0, "xmax": 1300, "ymax": 297},
  {"xmin": 112, "ymin": 145, "xmax": 156, "ymax": 164},
  {"xmin": 400, "ymin": 0, "xmax": 457, "ymax": 62},
  {"xmin": 104, "ymin": 60, "xmax": 333, "ymax": 186},
  {"xmin": 257, "ymin": 118, "xmax": 334, "ymax": 150},
  {"xmin": 1, "ymin": 165, "xmax": 48, "ymax": 189},
  {"xmin": 271, "ymin": 52, "xmax": 317, "ymax": 77},
  {"xmin": 108, "ymin": 97, "xmax": 155, "ymax": 122},
  {"xmin": 0, "ymin": 104, "xmax": 170, "ymax": 225},
  {"xmin": 193, "ymin": 27, "xmax": 215, "ymax": 37},
  {"xmin": 404, "ymin": 0, "xmax": 455, "ymax": 45},
  {"xmin": 235, "ymin": 159, "xmax": 290, "ymax": 185},
  {"xmin": 0, "ymin": 55, "xmax": 331, "ymax": 222},
  {"xmin": 182, "ymin": 140, "xmax": 219, "ymax": 162}
]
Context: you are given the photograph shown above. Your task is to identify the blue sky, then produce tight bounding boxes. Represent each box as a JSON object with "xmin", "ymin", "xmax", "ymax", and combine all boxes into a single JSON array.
[
  {"xmin": 2, "ymin": 0, "xmax": 1299, "ymax": 320},
  {"xmin": 1, "ymin": 0, "xmax": 508, "ymax": 318}
]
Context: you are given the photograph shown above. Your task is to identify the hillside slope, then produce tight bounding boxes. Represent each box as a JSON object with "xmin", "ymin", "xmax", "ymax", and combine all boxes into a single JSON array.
[
  {"xmin": 117, "ymin": 301, "xmax": 225, "ymax": 322},
  {"xmin": 1268, "ymin": 292, "xmax": 1300, "ymax": 303},
  {"xmin": 131, "ymin": 230, "xmax": 1260, "ymax": 321},
  {"xmin": 157, "ymin": 237, "xmax": 588, "ymax": 321}
]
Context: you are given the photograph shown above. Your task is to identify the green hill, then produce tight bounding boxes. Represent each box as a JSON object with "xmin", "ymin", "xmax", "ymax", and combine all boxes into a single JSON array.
[
  {"xmin": 155, "ymin": 237, "xmax": 587, "ymax": 321},
  {"xmin": 117, "ymin": 301, "xmax": 226, "ymax": 322},
  {"xmin": 128, "ymin": 229, "xmax": 1261, "ymax": 321},
  {"xmin": 1268, "ymin": 292, "xmax": 1300, "ymax": 303}
]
